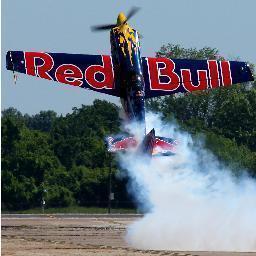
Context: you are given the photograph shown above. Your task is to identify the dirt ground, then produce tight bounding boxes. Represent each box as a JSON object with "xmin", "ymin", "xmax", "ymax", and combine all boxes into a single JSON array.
[{"xmin": 2, "ymin": 215, "xmax": 256, "ymax": 256}]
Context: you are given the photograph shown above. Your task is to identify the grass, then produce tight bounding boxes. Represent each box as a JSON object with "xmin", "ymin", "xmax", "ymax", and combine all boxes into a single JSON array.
[{"xmin": 2, "ymin": 206, "xmax": 138, "ymax": 214}]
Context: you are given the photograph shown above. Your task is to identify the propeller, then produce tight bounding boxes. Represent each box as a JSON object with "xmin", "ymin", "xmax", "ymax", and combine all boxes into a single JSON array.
[
  {"xmin": 91, "ymin": 24, "xmax": 116, "ymax": 31},
  {"xmin": 91, "ymin": 6, "xmax": 140, "ymax": 32},
  {"xmin": 124, "ymin": 6, "xmax": 140, "ymax": 23}
]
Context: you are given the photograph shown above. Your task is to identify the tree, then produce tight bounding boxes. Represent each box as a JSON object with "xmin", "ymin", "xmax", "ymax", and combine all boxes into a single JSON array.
[
  {"xmin": 24, "ymin": 110, "xmax": 57, "ymax": 132},
  {"xmin": 2, "ymin": 115, "xmax": 65, "ymax": 210},
  {"xmin": 2, "ymin": 170, "xmax": 38, "ymax": 210},
  {"xmin": 51, "ymin": 100, "xmax": 120, "ymax": 169},
  {"xmin": 156, "ymin": 43, "xmax": 219, "ymax": 60},
  {"xmin": 2, "ymin": 108, "xmax": 25, "ymax": 127}
]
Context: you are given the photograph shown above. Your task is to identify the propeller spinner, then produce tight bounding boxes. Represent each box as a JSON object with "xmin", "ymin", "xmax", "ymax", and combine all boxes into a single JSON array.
[{"xmin": 91, "ymin": 7, "xmax": 140, "ymax": 32}]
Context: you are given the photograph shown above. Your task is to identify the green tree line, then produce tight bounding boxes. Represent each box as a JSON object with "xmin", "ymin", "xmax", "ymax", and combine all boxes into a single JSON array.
[
  {"xmin": 2, "ymin": 44, "xmax": 256, "ymax": 210},
  {"xmin": 2, "ymin": 101, "xmax": 132, "ymax": 210}
]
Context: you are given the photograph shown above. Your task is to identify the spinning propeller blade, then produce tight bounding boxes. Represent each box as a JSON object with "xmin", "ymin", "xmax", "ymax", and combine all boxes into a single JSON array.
[
  {"xmin": 91, "ymin": 7, "xmax": 140, "ymax": 32},
  {"xmin": 91, "ymin": 24, "xmax": 116, "ymax": 32},
  {"xmin": 124, "ymin": 6, "xmax": 140, "ymax": 24}
]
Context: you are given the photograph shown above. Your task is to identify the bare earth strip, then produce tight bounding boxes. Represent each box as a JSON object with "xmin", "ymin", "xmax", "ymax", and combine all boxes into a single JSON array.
[{"xmin": 1, "ymin": 215, "xmax": 256, "ymax": 256}]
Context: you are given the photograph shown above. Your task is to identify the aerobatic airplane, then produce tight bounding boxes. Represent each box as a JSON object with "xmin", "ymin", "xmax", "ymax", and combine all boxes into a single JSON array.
[{"xmin": 6, "ymin": 7, "xmax": 254, "ymax": 156}]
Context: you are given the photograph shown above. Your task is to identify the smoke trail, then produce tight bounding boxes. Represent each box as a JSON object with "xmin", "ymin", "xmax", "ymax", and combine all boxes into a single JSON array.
[{"xmin": 119, "ymin": 112, "xmax": 256, "ymax": 251}]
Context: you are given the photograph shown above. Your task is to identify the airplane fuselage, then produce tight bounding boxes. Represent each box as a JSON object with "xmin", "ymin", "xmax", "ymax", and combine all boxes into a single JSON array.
[{"xmin": 110, "ymin": 24, "xmax": 146, "ymax": 131}]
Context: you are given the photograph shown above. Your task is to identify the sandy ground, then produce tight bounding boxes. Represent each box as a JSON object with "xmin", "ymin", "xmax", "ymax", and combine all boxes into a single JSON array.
[{"xmin": 2, "ymin": 215, "xmax": 256, "ymax": 256}]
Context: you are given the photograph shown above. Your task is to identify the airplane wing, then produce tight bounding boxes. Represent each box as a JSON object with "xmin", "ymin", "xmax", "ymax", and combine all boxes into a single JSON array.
[
  {"xmin": 142, "ymin": 57, "xmax": 254, "ymax": 98},
  {"xmin": 105, "ymin": 134, "xmax": 177, "ymax": 157},
  {"xmin": 152, "ymin": 136, "xmax": 177, "ymax": 156},
  {"xmin": 105, "ymin": 135, "xmax": 137, "ymax": 152},
  {"xmin": 6, "ymin": 51, "xmax": 119, "ymax": 96}
]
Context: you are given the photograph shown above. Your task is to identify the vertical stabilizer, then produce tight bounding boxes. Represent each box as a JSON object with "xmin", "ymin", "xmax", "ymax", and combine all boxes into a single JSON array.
[{"xmin": 138, "ymin": 128, "xmax": 155, "ymax": 156}]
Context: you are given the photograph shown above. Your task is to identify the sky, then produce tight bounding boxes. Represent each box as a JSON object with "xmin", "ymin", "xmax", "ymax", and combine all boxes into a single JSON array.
[{"xmin": 2, "ymin": 0, "xmax": 256, "ymax": 115}]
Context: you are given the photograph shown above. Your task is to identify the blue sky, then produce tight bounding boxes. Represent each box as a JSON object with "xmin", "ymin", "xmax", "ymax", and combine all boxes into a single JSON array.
[{"xmin": 2, "ymin": 0, "xmax": 256, "ymax": 114}]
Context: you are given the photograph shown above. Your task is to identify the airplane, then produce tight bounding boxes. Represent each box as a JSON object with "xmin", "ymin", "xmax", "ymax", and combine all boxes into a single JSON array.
[{"xmin": 6, "ymin": 7, "xmax": 254, "ymax": 157}]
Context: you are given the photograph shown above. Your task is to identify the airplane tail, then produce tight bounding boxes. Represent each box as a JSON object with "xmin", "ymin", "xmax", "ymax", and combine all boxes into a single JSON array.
[
  {"xmin": 105, "ymin": 129, "xmax": 177, "ymax": 157},
  {"xmin": 137, "ymin": 128, "xmax": 156, "ymax": 156}
]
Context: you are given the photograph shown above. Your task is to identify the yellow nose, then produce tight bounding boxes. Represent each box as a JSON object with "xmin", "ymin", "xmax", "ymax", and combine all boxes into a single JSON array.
[{"xmin": 117, "ymin": 12, "xmax": 127, "ymax": 26}]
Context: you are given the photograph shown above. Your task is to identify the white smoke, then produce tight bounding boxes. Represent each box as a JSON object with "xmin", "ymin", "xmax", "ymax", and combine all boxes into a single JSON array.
[{"xmin": 118, "ymin": 112, "xmax": 256, "ymax": 252}]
